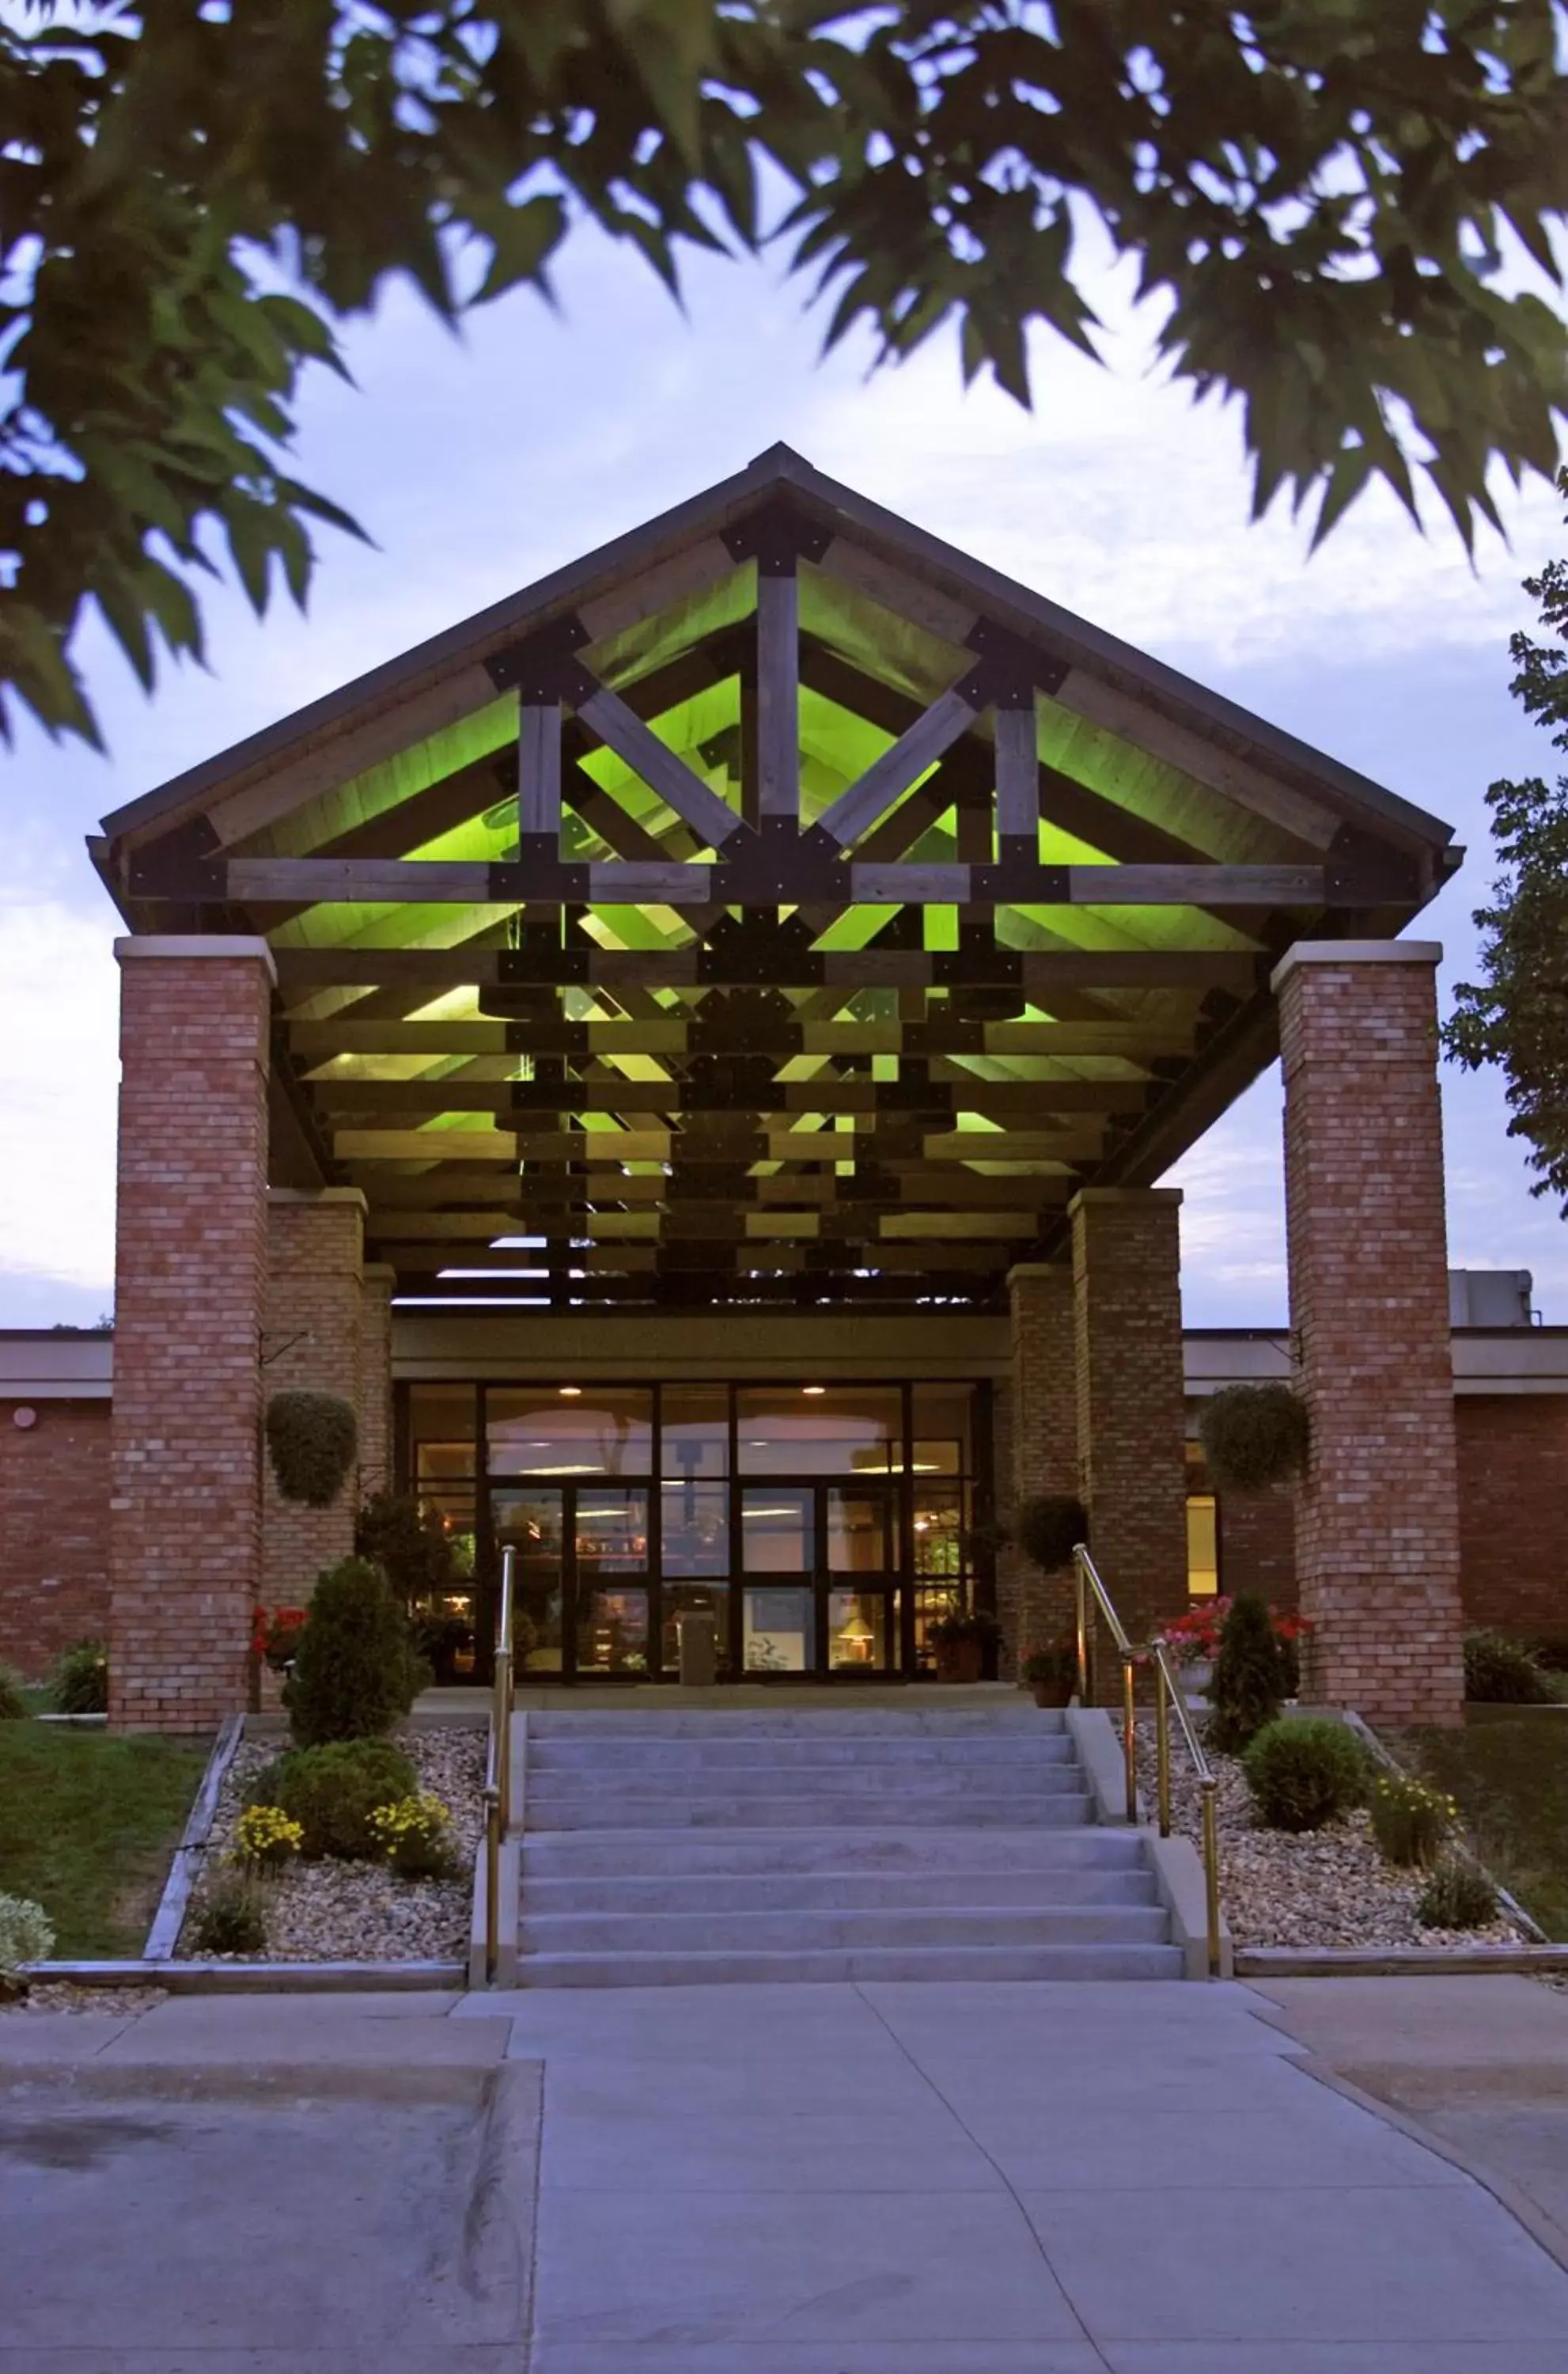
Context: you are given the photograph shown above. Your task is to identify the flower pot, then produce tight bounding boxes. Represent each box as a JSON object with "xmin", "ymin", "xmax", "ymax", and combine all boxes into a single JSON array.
[
  {"xmin": 1031, "ymin": 1678, "xmax": 1073, "ymax": 1708},
  {"xmin": 248, "ymin": 1653, "xmax": 288, "ymax": 1716},
  {"xmin": 935, "ymin": 1640, "xmax": 983, "ymax": 1684}
]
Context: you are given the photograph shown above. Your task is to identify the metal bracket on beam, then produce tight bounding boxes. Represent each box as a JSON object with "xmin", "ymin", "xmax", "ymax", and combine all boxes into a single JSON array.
[{"xmin": 484, "ymin": 616, "xmax": 592, "ymax": 700}]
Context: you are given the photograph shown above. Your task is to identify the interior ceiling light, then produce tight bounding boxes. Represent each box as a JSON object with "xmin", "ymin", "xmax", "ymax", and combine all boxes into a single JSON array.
[
  {"xmin": 559, "ymin": 1386, "xmax": 583, "ymax": 1398},
  {"xmin": 491, "ymin": 1235, "xmax": 547, "ymax": 1250},
  {"xmin": 801, "ymin": 1386, "xmax": 827, "ymax": 1397}
]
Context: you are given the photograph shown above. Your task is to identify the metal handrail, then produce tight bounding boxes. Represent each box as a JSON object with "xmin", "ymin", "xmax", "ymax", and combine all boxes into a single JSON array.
[
  {"xmin": 480, "ymin": 1544, "xmax": 517, "ymax": 1985},
  {"xmin": 1072, "ymin": 1543, "xmax": 1224, "ymax": 1979}
]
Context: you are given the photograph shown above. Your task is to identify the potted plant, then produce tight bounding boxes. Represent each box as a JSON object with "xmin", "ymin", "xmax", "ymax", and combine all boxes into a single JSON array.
[
  {"xmin": 928, "ymin": 1606, "xmax": 1002, "ymax": 1684},
  {"xmin": 1019, "ymin": 1637, "xmax": 1078, "ymax": 1708}
]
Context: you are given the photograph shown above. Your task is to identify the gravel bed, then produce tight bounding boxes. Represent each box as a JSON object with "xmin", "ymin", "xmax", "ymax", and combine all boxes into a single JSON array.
[
  {"xmin": 183, "ymin": 1724, "xmax": 485, "ymax": 1963},
  {"xmin": 1136, "ymin": 1713, "xmax": 1527, "ymax": 1950},
  {"xmin": 1, "ymin": 1984, "xmax": 169, "ymax": 2018}
]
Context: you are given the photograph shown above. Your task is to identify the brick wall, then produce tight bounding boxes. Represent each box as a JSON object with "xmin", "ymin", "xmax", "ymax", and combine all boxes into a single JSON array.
[
  {"xmin": 261, "ymin": 1192, "xmax": 365, "ymax": 1606},
  {"xmin": 1278, "ymin": 944, "xmax": 1464, "ymax": 1726},
  {"xmin": 0, "ymin": 1401, "xmax": 111, "ymax": 1674},
  {"xmin": 1072, "ymin": 1189, "xmax": 1188, "ymax": 1693},
  {"xmin": 1004, "ymin": 1263, "xmax": 1078, "ymax": 1673},
  {"xmin": 110, "ymin": 941, "xmax": 272, "ymax": 1733},
  {"xmin": 1456, "ymin": 1395, "xmax": 1568, "ymax": 1643},
  {"xmin": 358, "ymin": 1264, "xmax": 396, "ymax": 1501},
  {"xmin": 1217, "ymin": 1480, "xmax": 1298, "ymax": 1608}
]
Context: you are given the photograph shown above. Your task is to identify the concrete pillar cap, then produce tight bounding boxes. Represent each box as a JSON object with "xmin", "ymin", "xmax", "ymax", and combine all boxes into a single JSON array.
[
  {"xmin": 1068, "ymin": 1186, "xmax": 1183, "ymax": 1215},
  {"xmin": 267, "ymin": 1187, "xmax": 369, "ymax": 1212},
  {"xmin": 115, "ymin": 934, "xmax": 278, "ymax": 983},
  {"xmin": 1271, "ymin": 938, "xmax": 1441, "ymax": 993}
]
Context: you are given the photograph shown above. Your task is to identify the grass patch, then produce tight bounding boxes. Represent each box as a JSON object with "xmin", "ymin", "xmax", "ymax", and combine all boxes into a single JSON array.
[
  {"xmin": 1393, "ymin": 1712, "xmax": 1568, "ymax": 1941},
  {"xmin": 0, "ymin": 1724, "xmax": 209, "ymax": 1957}
]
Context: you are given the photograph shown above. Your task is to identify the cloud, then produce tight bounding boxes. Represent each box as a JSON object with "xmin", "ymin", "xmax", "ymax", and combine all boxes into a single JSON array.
[{"xmin": 0, "ymin": 897, "xmax": 118, "ymax": 1294}]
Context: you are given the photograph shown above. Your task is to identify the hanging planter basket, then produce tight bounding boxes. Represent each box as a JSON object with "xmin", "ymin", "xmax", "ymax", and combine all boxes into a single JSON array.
[
  {"xmin": 1197, "ymin": 1383, "xmax": 1309, "ymax": 1492},
  {"xmin": 1014, "ymin": 1493, "xmax": 1089, "ymax": 1572},
  {"xmin": 265, "ymin": 1390, "xmax": 358, "ymax": 1507}
]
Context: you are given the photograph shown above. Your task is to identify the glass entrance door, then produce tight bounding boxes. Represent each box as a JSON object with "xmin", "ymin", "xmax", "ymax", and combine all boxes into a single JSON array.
[{"xmin": 739, "ymin": 1482, "xmax": 900, "ymax": 1678}]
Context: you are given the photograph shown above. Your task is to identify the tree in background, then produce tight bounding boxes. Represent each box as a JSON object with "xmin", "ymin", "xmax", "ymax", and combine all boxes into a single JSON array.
[
  {"xmin": 1445, "ymin": 466, "xmax": 1568, "ymax": 1215},
  {"xmin": 2, "ymin": 1, "xmax": 1564, "ymax": 743}
]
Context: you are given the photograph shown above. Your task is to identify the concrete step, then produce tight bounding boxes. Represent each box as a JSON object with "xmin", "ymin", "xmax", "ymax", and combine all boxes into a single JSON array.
[
  {"xmin": 525, "ymin": 1759, "xmax": 1086, "ymax": 1800},
  {"xmin": 519, "ymin": 1940, "xmax": 1184, "ymax": 1986},
  {"xmin": 527, "ymin": 1732, "xmax": 1076, "ymax": 1771},
  {"xmin": 521, "ymin": 1864, "xmax": 1159, "ymax": 1915},
  {"xmin": 526, "ymin": 1704, "xmax": 1059, "ymax": 1739},
  {"xmin": 520, "ymin": 1902, "xmax": 1171, "ymax": 1954},
  {"xmin": 525, "ymin": 1791, "xmax": 1093, "ymax": 1830},
  {"xmin": 520, "ymin": 1824, "xmax": 1145, "ymax": 1878}
]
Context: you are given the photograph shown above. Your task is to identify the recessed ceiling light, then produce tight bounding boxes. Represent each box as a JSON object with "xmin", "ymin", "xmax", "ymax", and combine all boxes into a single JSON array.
[
  {"xmin": 801, "ymin": 1386, "xmax": 826, "ymax": 1397},
  {"xmin": 559, "ymin": 1386, "xmax": 582, "ymax": 1398}
]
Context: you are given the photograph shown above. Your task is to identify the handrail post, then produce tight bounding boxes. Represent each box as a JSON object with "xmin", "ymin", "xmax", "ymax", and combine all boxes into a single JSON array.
[
  {"xmin": 1154, "ymin": 1655, "xmax": 1172, "ymax": 1839},
  {"xmin": 496, "ymin": 1544, "xmax": 515, "ymax": 1840},
  {"xmin": 483, "ymin": 1786, "xmax": 500, "ymax": 1985},
  {"xmin": 1201, "ymin": 1778, "xmax": 1221, "ymax": 1979},
  {"xmin": 1119, "ymin": 1649, "xmax": 1138, "ymax": 1824},
  {"xmin": 1074, "ymin": 1546, "xmax": 1089, "ymax": 1704}
]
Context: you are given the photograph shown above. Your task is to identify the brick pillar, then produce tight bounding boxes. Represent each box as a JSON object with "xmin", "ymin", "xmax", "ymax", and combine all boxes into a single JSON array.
[
  {"xmin": 1071, "ymin": 1188, "xmax": 1188, "ymax": 1689},
  {"xmin": 261, "ymin": 1189, "xmax": 366, "ymax": 1602},
  {"xmin": 1005, "ymin": 1263, "xmax": 1078, "ymax": 1671},
  {"xmin": 358, "ymin": 1263, "xmax": 396, "ymax": 1503},
  {"xmin": 109, "ymin": 937, "xmax": 273, "ymax": 1731},
  {"xmin": 1275, "ymin": 939, "xmax": 1463, "ymax": 1726}
]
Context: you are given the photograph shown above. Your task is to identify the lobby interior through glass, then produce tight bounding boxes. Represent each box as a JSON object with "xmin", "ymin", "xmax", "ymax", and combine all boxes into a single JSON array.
[{"xmin": 399, "ymin": 1380, "xmax": 990, "ymax": 1682}]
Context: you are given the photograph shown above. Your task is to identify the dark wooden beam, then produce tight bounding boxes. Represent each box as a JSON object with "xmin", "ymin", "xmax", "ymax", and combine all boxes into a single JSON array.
[{"xmin": 274, "ymin": 942, "xmax": 1263, "ymax": 995}]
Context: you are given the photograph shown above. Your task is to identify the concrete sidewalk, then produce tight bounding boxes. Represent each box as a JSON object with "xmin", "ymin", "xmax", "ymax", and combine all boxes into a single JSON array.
[{"xmin": 468, "ymin": 1977, "xmax": 1568, "ymax": 2373}]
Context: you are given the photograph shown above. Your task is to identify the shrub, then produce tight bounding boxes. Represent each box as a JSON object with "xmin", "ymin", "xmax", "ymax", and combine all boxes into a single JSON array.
[
  {"xmin": 1014, "ymin": 1495, "xmax": 1088, "ymax": 1573},
  {"xmin": 254, "ymin": 1739, "xmax": 418, "ymax": 1860},
  {"xmin": 51, "ymin": 1638, "xmax": 108, "ymax": 1715},
  {"xmin": 928, "ymin": 1606, "xmax": 1003, "ymax": 1648},
  {"xmin": 0, "ymin": 1891, "xmax": 55, "ymax": 1976},
  {"xmin": 1416, "ymin": 1860, "xmax": 1499, "ymax": 1932},
  {"xmin": 0, "ymin": 1665, "xmax": 28, "ymax": 1721},
  {"xmin": 190, "ymin": 1875, "xmax": 267, "ymax": 1956},
  {"xmin": 1369, "ymin": 1773, "xmax": 1456, "ymax": 1868},
  {"xmin": 355, "ymin": 1492, "xmax": 456, "ymax": 1601},
  {"xmin": 286, "ymin": 1557, "xmax": 422, "ymax": 1744},
  {"xmin": 1208, "ymin": 1593, "xmax": 1286, "ymax": 1754},
  {"xmin": 1243, "ymin": 1717, "xmax": 1367, "ymax": 1833},
  {"xmin": 265, "ymin": 1390, "xmax": 358, "ymax": 1507},
  {"xmin": 1198, "ymin": 1382, "xmax": 1309, "ymax": 1492},
  {"xmin": 1463, "ymin": 1629, "xmax": 1556, "ymax": 1705},
  {"xmin": 367, "ymin": 1792, "xmax": 461, "ymax": 1881},
  {"xmin": 233, "ymin": 1803, "xmax": 305, "ymax": 1872}
]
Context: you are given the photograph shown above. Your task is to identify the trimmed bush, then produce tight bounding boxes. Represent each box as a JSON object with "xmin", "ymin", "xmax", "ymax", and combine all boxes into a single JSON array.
[
  {"xmin": 265, "ymin": 1390, "xmax": 358, "ymax": 1508},
  {"xmin": 1463, "ymin": 1629, "xmax": 1556, "ymax": 1705},
  {"xmin": 0, "ymin": 1665, "xmax": 28, "ymax": 1721},
  {"xmin": 1208, "ymin": 1592, "xmax": 1285, "ymax": 1755},
  {"xmin": 1014, "ymin": 1494, "xmax": 1089, "ymax": 1572},
  {"xmin": 1369, "ymin": 1772, "xmax": 1456, "ymax": 1868},
  {"xmin": 355, "ymin": 1492, "xmax": 456, "ymax": 1600},
  {"xmin": 253, "ymin": 1739, "xmax": 418, "ymax": 1860},
  {"xmin": 1198, "ymin": 1382, "xmax": 1309, "ymax": 1492},
  {"xmin": 1416, "ymin": 1860, "xmax": 1498, "ymax": 1932},
  {"xmin": 0, "ymin": 1891, "xmax": 55, "ymax": 1976},
  {"xmin": 190, "ymin": 1874, "xmax": 267, "ymax": 1956},
  {"xmin": 1243, "ymin": 1717, "xmax": 1366, "ymax": 1834},
  {"xmin": 51, "ymin": 1638, "xmax": 108, "ymax": 1716},
  {"xmin": 286, "ymin": 1557, "xmax": 422, "ymax": 1744}
]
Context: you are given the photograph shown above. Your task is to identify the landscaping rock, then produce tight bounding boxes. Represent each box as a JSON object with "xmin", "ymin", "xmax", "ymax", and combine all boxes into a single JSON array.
[
  {"xmin": 1135, "ymin": 1716, "xmax": 1524, "ymax": 1951},
  {"xmin": 0, "ymin": 1984, "xmax": 168, "ymax": 2018},
  {"xmin": 185, "ymin": 1724, "xmax": 484, "ymax": 1963}
]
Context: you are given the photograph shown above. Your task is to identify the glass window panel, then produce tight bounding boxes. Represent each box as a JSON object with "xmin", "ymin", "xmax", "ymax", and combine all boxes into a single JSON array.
[
  {"xmin": 827, "ymin": 1488, "xmax": 892, "ymax": 1573},
  {"xmin": 661, "ymin": 1387, "xmax": 729, "ymax": 1478},
  {"xmin": 409, "ymin": 1384, "xmax": 477, "ymax": 1482},
  {"xmin": 575, "ymin": 1488, "xmax": 649, "ymax": 1577},
  {"xmin": 1187, "ymin": 1495, "xmax": 1219, "ymax": 1598},
  {"xmin": 492, "ymin": 1488, "xmax": 565, "ymax": 1673},
  {"xmin": 828, "ymin": 1591, "xmax": 890, "ymax": 1670},
  {"xmin": 912, "ymin": 1485, "xmax": 966, "ymax": 1581},
  {"xmin": 487, "ymin": 1387, "xmax": 652, "ymax": 1477},
  {"xmin": 741, "ymin": 1488, "xmax": 812, "ymax": 1572},
  {"xmin": 737, "ymin": 1387, "xmax": 903, "ymax": 1476},
  {"xmin": 661, "ymin": 1481, "xmax": 730, "ymax": 1576},
  {"xmin": 912, "ymin": 1385, "xmax": 972, "ymax": 1476},
  {"xmin": 744, "ymin": 1585, "xmax": 814, "ymax": 1672},
  {"xmin": 661, "ymin": 1583, "xmax": 731, "ymax": 1679},
  {"xmin": 578, "ymin": 1587, "xmax": 651, "ymax": 1674},
  {"xmin": 913, "ymin": 1584, "xmax": 966, "ymax": 1671}
]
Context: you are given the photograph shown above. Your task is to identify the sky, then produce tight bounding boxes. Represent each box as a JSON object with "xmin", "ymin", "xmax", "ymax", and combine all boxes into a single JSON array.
[{"xmin": 2, "ymin": 222, "xmax": 1565, "ymax": 1331}]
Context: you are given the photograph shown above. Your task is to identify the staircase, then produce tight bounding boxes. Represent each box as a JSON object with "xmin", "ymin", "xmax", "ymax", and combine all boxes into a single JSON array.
[{"xmin": 514, "ymin": 1702, "xmax": 1180, "ymax": 1985}]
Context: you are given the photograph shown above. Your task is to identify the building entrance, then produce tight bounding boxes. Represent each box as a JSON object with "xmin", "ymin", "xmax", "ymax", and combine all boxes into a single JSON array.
[{"xmin": 400, "ymin": 1379, "xmax": 991, "ymax": 1683}]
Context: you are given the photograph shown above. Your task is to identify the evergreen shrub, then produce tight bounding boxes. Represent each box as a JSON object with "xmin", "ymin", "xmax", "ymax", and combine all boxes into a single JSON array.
[
  {"xmin": 1416, "ymin": 1860, "xmax": 1498, "ymax": 1931},
  {"xmin": 0, "ymin": 1665, "xmax": 28, "ymax": 1720},
  {"xmin": 1208, "ymin": 1592, "xmax": 1285, "ymax": 1754},
  {"xmin": 1243, "ymin": 1717, "xmax": 1366, "ymax": 1833},
  {"xmin": 265, "ymin": 1390, "xmax": 358, "ymax": 1507},
  {"xmin": 0, "ymin": 1891, "xmax": 54, "ymax": 1976},
  {"xmin": 1463, "ymin": 1629, "xmax": 1556, "ymax": 1705},
  {"xmin": 190, "ymin": 1874, "xmax": 267, "ymax": 1955},
  {"xmin": 253, "ymin": 1739, "xmax": 418, "ymax": 1860},
  {"xmin": 51, "ymin": 1638, "xmax": 108, "ymax": 1715},
  {"xmin": 286, "ymin": 1557, "xmax": 422, "ymax": 1744}
]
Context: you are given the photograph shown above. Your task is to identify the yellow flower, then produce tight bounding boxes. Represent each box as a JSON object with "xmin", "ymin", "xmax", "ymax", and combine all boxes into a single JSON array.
[{"xmin": 234, "ymin": 1804, "xmax": 304, "ymax": 1869}]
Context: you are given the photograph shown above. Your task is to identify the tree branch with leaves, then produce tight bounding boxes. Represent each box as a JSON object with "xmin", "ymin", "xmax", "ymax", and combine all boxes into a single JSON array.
[
  {"xmin": 1445, "ymin": 465, "xmax": 1568, "ymax": 1214},
  {"xmin": 3, "ymin": 0, "xmax": 1565, "ymax": 745}
]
